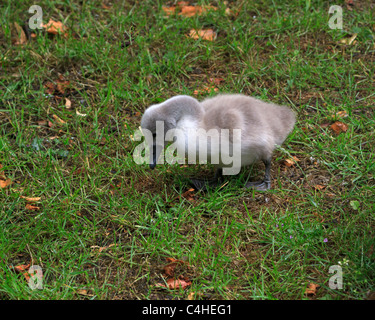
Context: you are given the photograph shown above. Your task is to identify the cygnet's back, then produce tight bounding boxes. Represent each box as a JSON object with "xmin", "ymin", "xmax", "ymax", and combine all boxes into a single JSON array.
[{"xmin": 201, "ymin": 94, "xmax": 295, "ymax": 149}]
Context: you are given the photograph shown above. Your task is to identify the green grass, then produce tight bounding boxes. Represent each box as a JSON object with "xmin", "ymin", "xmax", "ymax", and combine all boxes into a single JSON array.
[{"xmin": 0, "ymin": 0, "xmax": 374, "ymax": 300}]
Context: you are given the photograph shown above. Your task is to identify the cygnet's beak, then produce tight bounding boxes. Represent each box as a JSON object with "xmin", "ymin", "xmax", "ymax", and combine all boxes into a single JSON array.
[{"xmin": 149, "ymin": 143, "xmax": 157, "ymax": 169}]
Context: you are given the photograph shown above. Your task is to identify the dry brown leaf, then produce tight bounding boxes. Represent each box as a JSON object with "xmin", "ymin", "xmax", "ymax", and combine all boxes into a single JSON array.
[
  {"xmin": 283, "ymin": 156, "xmax": 300, "ymax": 167},
  {"xmin": 20, "ymin": 196, "xmax": 41, "ymax": 202},
  {"xmin": 0, "ymin": 178, "xmax": 12, "ymax": 189},
  {"xmin": 42, "ymin": 19, "xmax": 68, "ymax": 38},
  {"xmin": 314, "ymin": 184, "xmax": 325, "ymax": 191},
  {"xmin": 179, "ymin": 5, "xmax": 201, "ymax": 17},
  {"xmin": 163, "ymin": 258, "xmax": 188, "ymax": 277},
  {"xmin": 25, "ymin": 203, "xmax": 41, "ymax": 211},
  {"xmin": 330, "ymin": 121, "xmax": 348, "ymax": 135},
  {"xmin": 53, "ymin": 114, "xmax": 66, "ymax": 124},
  {"xmin": 180, "ymin": 5, "xmax": 217, "ymax": 17},
  {"xmin": 209, "ymin": 77, "xmax": 224, "ymax": 85},
  {"xmin": 188, "ymin": 29, "xmax": 217, "ymax": 41},
  {"xmin": 56, "ymin": 76, "xmax": 70, "ymax": 94},
  {"xmin": 156, "ymin": 277, "xmax": 192, "ymax": 290},
  {"xmin": 44, "ymin": 81, "xmax": 56, "ymax": 95},
  {"xmin": 162, "ymin": 6, "xmax": 177, "ymax": 16},
  {"xmin": 13, "ymin": 22, "xmax": 27, "ymax": 45},
  {"xmin": 181, "ymin": 188, "xmax": 195, "ymax": 202},
  {"xmin": 305, "ymin": 283, "xmax": 320, "ymax": 296},
  {"xmin": 13, "ymin": 263, "xmax": 31, "ymax": 273}
]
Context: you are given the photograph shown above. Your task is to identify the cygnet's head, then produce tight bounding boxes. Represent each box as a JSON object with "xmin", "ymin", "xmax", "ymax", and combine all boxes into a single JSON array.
[{"xmin": 141, "ymin": 95, "xmax": 200, "ymax": 169}]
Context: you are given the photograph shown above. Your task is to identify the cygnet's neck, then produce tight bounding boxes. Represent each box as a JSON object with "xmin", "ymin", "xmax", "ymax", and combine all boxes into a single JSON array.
[{"xmin": 161, "ymin": 95, "xmax": 204, "ymax": 129}]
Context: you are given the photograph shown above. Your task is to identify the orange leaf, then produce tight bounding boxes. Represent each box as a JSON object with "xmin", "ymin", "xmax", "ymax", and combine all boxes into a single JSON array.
[
  {"xmin": 305, "ymin": 283, "xmax": 320, "ymax": 296},
  {"xmin": 283, "ymin": 156, "xmax": 300, "ymax": 167},
  {"xmin": 314, "ymin": 184, "xmax": 325, "ymax": 191},
  {"xmin": 20, "ymin": 196, "xmax": 41, "ymax": 202},
  {"xmin": 25, "ymin": 203, "xmax": 40, "ymax": 211},
  {"xmin": 13, "ymin": 263, "xmax": 31, "ymax": 273},
  {"xmin": 188, "ymin": 29, "xmax": 217, "ymax": 41},
  {"xmin": 0, "ymin": 178, "xmax": 12, "ymax": 189},
  {"xmin": 162, "ymin": 6, "xmax": 176, "ymax": 16},
  {"xmin": 52, "ymin": 114, "xmax": 66, "ymax": 124},
  {"xmin": 42, "ymin": 19, "xmax": 68, "ymax": 38},
  {"xmin": 330, "ymin": 121, "xmax": 348, "ymax": 135},
  {"xmin": 179, "ymin": 5, "xmax": 217, "ymax": 17}
]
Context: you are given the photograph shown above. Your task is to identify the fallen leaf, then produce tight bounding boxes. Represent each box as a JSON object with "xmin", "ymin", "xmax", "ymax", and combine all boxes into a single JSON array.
[
  {"xmin": 180, "ymin": 188, "xmax": 196, "ymax": 202},
  {"xmin": 76, "ymin": 110, "xmax": 87, "ymax": 117},
  {"xmin": 44, "ymin": 81, "xmax": 56, "ymax": 95},
  {"xmin": 90, "ymin": 244, "xmax": 115, "ymax": 253},
  {"xmin": 188, "ymin": 29, "xmax": 217, "ymax": 41},
  {"xmin": 53, "ymin": 114, "xmax": 66, "ymax": 124},
  {"xmin": 179, "ymin": 5, "xmax": 217, "ymax": 17},
  {"xmin": 65, "ymin": 98, "xmax": 72, "ymax": 109},
  {"xmin": 0, "ymin": 178, "xmax": 12, "ymax": 189},
  {"xmin": 13, "ymin": 263, "xmax": 31, "ymax": 273},
  {"xmin": 20, "ymin": 196, "xmax": 41, "ymax": 202},
  {"xmin": 314, "ymin": 184, "xmax": 325, "ymax": 191},
  {"xmin": 13, "ymin": 22, "xmax": 27, "ymax": 45},
  {"xmin": 340, "ymin": 33, "xmax": 358, "ymax": 45},
  {"xmin": 162, "ymin": 6, "xmax": 177, "ymax": 16},
  {"xmin": 330, "ymin": 121, "xmax": 348, "ymax": 135},
  {"xmin": 25, "ymin": 203, "xmax": 40, "ymax": 211},
  {"xmin": 163, "ymin": 258, "xmax": 188, "ymax": 277},
  {"xmin": 41, "ymin": 19, "xmax": 68, "ymax": 38},
  {"xmin": 156, "ymin": 277, "xmax": 192, "ymax": 290},
  {"xmin": 305, "ymin": 283, "xmax": 320, "ymax": 296},
  {"xmin": 283, "ymin": 156, "xmax": 300, "ymax": 167}
]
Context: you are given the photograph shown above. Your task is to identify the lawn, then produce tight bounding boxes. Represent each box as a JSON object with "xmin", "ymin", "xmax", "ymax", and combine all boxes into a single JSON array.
[{"xmin": 0, "ymin": 0, "xmax": 374, "ymax": 300}]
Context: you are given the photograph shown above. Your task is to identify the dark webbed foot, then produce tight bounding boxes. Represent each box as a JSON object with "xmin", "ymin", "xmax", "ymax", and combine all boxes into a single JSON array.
[
  {"xmin": 190, "ymin": 168, "xmax": 223, "ymax": 191},
  {"xmin": 245, "ymin": 180, "xmax": 271, "ymax": 191},
  {"xmin": 245, "ymin": 159, "xmax": 272, "ymax": 191}
]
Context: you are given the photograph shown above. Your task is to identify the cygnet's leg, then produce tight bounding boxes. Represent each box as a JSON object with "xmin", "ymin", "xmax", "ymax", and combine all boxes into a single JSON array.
[
  {"xmin": 190, "ymin": 168, "xmax": 223, "ymax": 191},
  {"xmin": 245, "ymin": 159, "xmax": 271, "ymax": 191}
]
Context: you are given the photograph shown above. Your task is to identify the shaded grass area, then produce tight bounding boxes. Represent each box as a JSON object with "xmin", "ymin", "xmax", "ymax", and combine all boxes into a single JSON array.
[{"xmin": 0, "ymin": 0, "xmax": 374, "ymax": 299}]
